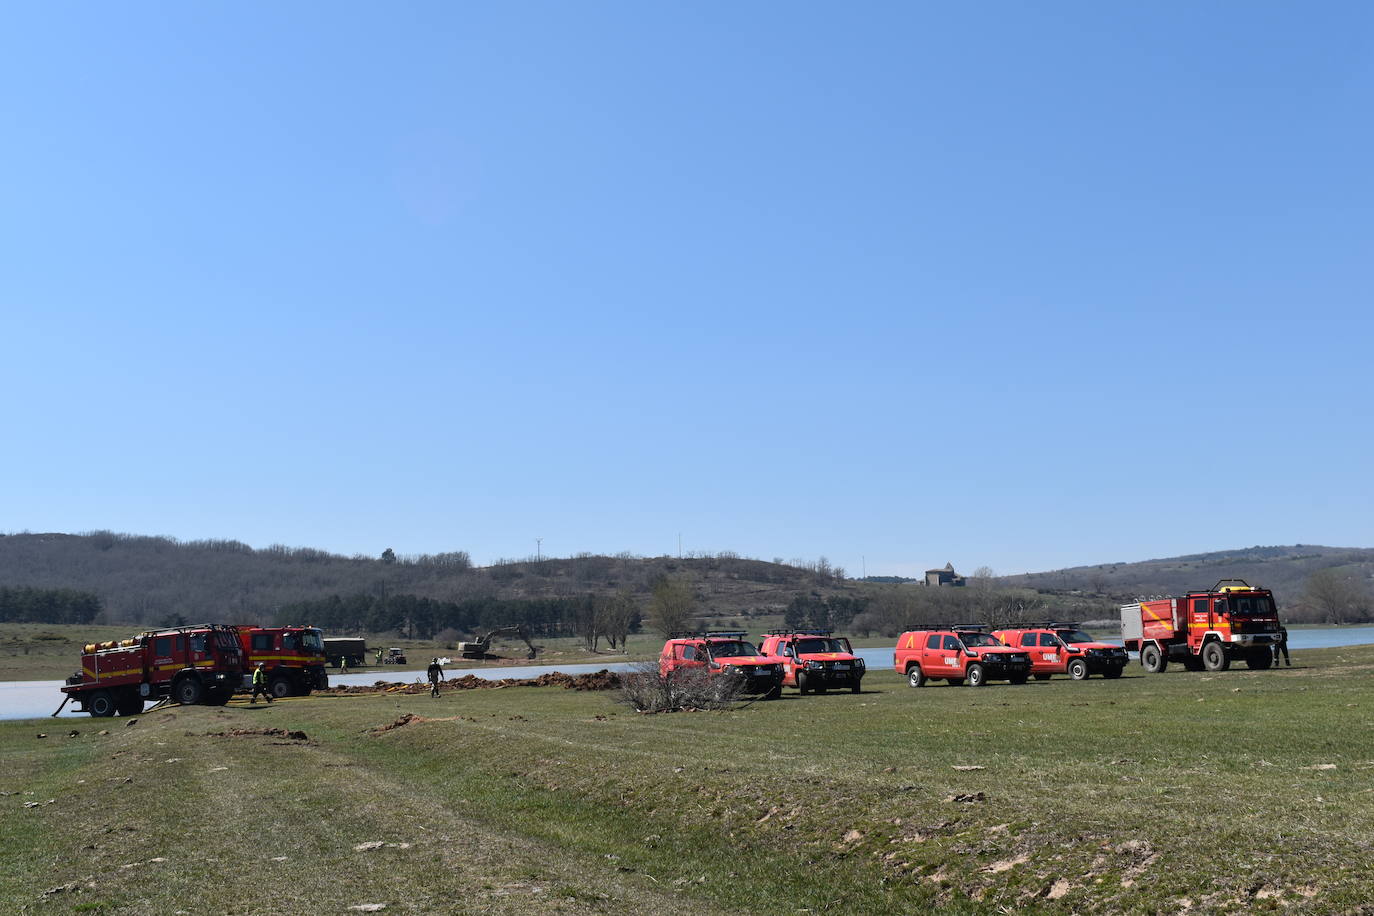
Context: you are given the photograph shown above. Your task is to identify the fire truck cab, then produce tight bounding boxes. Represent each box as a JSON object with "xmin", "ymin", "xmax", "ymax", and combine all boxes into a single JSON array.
[{"xmin": 235, "ymin": 625, "xmax": 329, "ymax": 698}]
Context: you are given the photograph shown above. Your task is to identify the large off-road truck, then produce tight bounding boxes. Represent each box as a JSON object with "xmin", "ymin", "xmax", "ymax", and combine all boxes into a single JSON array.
[
  {"xmin": 234, "ymin": 625, "xmax": 329, "ymax": 697},
  {"xmin": 60, "ymin": 624, "xmax": 245, "ymax": 716},
  {"xmin": 1121, "ymin": 579, "xmax": 1283, "ymax": 673}
]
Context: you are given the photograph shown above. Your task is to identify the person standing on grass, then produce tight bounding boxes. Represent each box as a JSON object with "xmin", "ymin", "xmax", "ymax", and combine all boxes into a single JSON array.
[
  {"xmin": 1273, "ymin": 626, "xmax": 1291, "ymax": 667},
  {"xmin": 250, "ymin": 662, "xmax": 273, "ymax": 704},
  {"xmin": 427, "ymin": 658, "xmax": 445, "ymax": 697},
  {"xmin": 340, "ymin": 654, "xmax": 349, "ymax": 674},
  {"xmin": 376, "ymin": 648, "xmax": 384, "ymax": 665}
]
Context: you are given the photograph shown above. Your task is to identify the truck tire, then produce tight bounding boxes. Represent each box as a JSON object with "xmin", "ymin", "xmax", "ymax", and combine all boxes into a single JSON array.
[
  {"xmin": 1246, "ymin": 649, "xmax": 1273, "ymax": 670},
  {"xmin": 1202, "ymin": 641, "xmax": 1229, "ymax": 672},
  {"xmin": 966, "ymin": 664, "xmax": 987, "ymax": 687},
  {"xmin": 269, "ymin": 676, "xmax": 292, "ymax": 700},
  {"xmin": 907, "ymin": 666, "xmax": 926, "ymax": 688},
  {"xmin": 172, "ymin": 676, "xmax": 204, "ymax": 706},
  {"xmin": 1067, "ymin": 658, "xmax": 1089, "ymax": 681},
  {"xmin": 115, "ymin": 691, "xmax": 144, "ymax": 717},
  {"xmin": 797, "ymin": 673, "xmax": 810, "ymax": 694},
  {"xmin": 88, "ymin": 690, "xmax": 116, "ymax": 718},
  {"xmin": 850, "ymin": 680, "xmax": 861, "ymax": 694},
  {"xmin": 1141, "ymin": 645, "xmax": 1167, "ymax": 673}
]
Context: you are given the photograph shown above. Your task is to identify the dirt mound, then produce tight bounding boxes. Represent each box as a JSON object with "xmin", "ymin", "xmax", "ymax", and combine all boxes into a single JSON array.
[
  {"xmin": 373, "ymin": 713, "xmax": 427, "ymax": 732},
  {"xmin": 208, "ymin": 727, "xmax": 309, "ymax": 740}
]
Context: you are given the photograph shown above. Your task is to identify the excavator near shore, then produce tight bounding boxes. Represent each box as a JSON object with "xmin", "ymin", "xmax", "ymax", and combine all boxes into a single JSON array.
[{"xmin": 458, "ymin": 626, "xmax": 538, "ymax": 660}]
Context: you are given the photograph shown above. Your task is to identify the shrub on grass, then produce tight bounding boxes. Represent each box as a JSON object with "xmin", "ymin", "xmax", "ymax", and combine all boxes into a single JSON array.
[{"xmin": 618, "ymin": 662, "xmax": 743, "ymax": 712}]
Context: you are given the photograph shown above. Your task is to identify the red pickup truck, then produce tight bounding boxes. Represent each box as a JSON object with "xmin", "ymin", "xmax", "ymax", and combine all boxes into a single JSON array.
[
  {"xmin": 893, "ymin": 625, "xmax": 1030, "ymax": 687},
  {"xmin": 757, "ymin": 629, "xmax": 865, "ymax": 694}
]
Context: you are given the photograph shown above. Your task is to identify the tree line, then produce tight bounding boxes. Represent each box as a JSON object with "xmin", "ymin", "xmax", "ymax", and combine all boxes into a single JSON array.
[
  {"xmin": 276, "ymin": 591, "xmax": 644, "ymax": 645},
  {"xmin": 0, "ymin": 586, "xmax": 103, "ymax": 624}
]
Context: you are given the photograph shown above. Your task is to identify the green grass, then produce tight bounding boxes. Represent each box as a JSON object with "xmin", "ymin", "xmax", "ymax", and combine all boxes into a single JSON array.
[{"xmin": 3, "ymin": 646, "xmax": 1373, "ymax": 913}]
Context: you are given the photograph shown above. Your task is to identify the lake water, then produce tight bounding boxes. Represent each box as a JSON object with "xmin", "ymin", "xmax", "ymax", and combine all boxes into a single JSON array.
[{"xmin": 5, "ymin": 626, "xmax": 1373, "ymax": 722}]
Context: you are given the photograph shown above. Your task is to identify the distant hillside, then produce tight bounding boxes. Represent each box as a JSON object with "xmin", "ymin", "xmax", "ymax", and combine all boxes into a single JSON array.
[
  {"xmin": 0, "ymin": 532, "xmax": 858, "ymax": 626},
  {"xmin": 999, "ymin": 544, "xmax": 1374, "ymax": 608}
]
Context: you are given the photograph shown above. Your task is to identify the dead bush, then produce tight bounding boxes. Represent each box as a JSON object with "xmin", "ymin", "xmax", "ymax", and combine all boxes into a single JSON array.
[{"xmin": 618, "ymin": 661, "xmax": 743, "ymax": 713}]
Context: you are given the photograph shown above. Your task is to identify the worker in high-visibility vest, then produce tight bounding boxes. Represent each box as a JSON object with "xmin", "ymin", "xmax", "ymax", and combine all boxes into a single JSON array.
[{"xmin": 250, "ymin": 663, "xmax": 273, "ymax": 704}]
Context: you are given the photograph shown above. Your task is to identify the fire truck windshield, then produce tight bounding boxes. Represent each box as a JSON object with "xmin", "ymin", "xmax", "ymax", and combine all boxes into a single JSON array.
[
  {"xmin": 959, "ymin": 633, "xmax": 1002, "ymax": 648},
  {"xmin": 707, "ymin": 641, "xmax": 758, "ymax": 659},
  {"xmin": 300, "ymin": 630, "xmax": 324, "ymax": 652},
  {"xmin": 794, "ymin": 638, "xmax": 851, "ymax": 654},
  {"xmin": 1226, "ymin": 595, "xmax": 1274, "ymax": 617}
]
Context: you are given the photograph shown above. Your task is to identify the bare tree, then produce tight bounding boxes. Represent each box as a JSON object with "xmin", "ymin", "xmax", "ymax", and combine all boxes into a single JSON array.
[
  {"xmin": 648, "ymin": 575, "xmax": 696, "ymax": 636},
  {"xmin": 1303, "ymin": 568, "xmax": 1371, "ymax": 624}
]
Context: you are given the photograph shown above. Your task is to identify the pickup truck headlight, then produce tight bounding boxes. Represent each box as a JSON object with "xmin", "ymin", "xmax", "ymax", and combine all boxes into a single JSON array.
[
  {"xmin": 854, "ymin": 658, "xmax": 865, "ymax": 668},
  {"xmin": 804, "ymin": 660, "xmax": 823, "ymax": 669}
]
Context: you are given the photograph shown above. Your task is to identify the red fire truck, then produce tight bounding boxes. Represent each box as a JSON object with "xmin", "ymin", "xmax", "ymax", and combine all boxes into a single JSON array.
[
  {"xmin": 1121, "ymin": 580, "xmax": 1282, "ymax": 673},
  {"xmin": 60, "ymin": 624, "xmax": 245, "ymax": 717},
  {"xmin": 233, "ymin": 625, "xmax": 329, "ymax": 698}
]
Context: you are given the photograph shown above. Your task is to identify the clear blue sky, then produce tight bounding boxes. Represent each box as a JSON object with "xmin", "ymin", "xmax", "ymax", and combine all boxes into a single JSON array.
[{"xmin": 3, "ymin": 2, "xmax": 1370, "ymax": 577}]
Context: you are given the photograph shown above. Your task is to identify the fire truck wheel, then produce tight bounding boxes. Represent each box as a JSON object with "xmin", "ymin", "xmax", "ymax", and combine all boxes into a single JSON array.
[
  {"xmin": 907, "ymin": 666, "xmax": 926, "ymax": 688},
  {"xmin": 1141, "ymin": 645, "xmax": 1167, "ymax": 673},
  {"xmin": 1245, "ymin": 650, "xmax": 1273, "ymax": 670},
  {"xmin": 88, "ymin": 690, "xmax": 116, "ymax": 718},
  {"xmin": 966, "ymin": 664, "xmax": 987, "ymax": 687},
  {"xmin": 115, "ymin": 692, "xmax": 144, "ymax": 716},
  {"xmin": 797, "ymin": 674, "xmax": 810, "ymax": 694},
  {"xmin": 269, "ymin": 676, "xmax": 292, "ymax": 699},
  {"xmin": 1068, "ymin": 658, "xmax": 1089, "ymax": 681},
  {"xmin": 850, "ymin": 681, "xmax": 861, "ymax": 694},
  {"xmin": 172, "ymin": 676, "xmax": 204, "ymax": 706},
  {"xmin": 1202, "ymin": 641, "xmax": 1229, "ymax": 672}
]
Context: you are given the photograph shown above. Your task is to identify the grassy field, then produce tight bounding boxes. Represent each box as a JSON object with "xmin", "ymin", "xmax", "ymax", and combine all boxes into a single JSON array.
[{"xmin": 3, "ymin": 646, "xmax": 1373, "ymax": 914}]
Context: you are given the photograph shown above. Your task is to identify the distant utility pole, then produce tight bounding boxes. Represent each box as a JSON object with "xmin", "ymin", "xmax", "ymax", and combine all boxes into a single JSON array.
[
  {"xmin": 678, "ymin": 533, "xmax": 682, "ymax": 558},
  {"xmin": 536, "ymin": 538, "xmax": 543, "ymax": 561},
  {"xmin": 862, "ymin": 556, "xmax": 867, "ymax": 579}
]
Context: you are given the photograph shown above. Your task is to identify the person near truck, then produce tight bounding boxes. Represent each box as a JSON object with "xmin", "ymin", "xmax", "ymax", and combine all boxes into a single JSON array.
[
  {"xmin": 427, "ymin": 658, "xmax": 445, "ymax": 697},
  {"xmin": 376, "ymin": 648, "xmax": 384, "ymax": 665},
  {"xmin": 250, "ymin": 662, "xmax": 273, "ymax": 704},
  {"xmin": 1273, "ymin": 626, "xmax": 1291, "ymax": 667}
]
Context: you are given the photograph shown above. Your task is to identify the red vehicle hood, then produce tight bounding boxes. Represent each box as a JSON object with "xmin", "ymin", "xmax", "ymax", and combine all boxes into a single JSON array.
[
  {"xmin": 795, "ymin": 652, "xmax": 859, "ymax": 662},
  {"xmin": 711, "ymin": 654, "xmax": 784, "ymax": 666},
  {"xmin": 970, "ymin": 647, "xmax": 1023, "ymax": 657}
]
